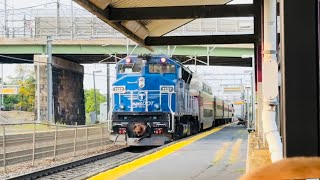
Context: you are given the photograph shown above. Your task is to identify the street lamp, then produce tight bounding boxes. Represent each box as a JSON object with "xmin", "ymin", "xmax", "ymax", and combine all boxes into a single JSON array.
[{"xmin": 93, "ymin": 70, "xmax": 102, "ymax": 122}]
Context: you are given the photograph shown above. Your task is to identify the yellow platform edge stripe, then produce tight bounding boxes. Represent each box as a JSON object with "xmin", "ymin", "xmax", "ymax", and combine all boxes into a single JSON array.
[{"xmin": 89, "ymin": 123, "xmax": 232, "ymax": 180}]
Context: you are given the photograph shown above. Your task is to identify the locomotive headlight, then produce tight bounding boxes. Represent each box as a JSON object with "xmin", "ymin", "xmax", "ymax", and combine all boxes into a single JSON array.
[
  {"xmin": 138, "ymin": 77, "xmax": 145, "ymax": 88},
  {"xmin": 160, "ymin": 57, "xmax": 167, "ymax": 63},
  {"xmin": 119, "ymin": 104, "xmax": 125, "ymax": 110},
  {"xmin": 125, "ymin": 58, "xmax": 131, "ymax": 63},
  {"xmin": 154, "ymin": 103, "xmax": 160, "ymax": 110}
]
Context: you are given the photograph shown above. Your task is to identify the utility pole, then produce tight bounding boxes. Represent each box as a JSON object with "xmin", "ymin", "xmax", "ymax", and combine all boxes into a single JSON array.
[
  {"xmin": 93, "ymin": 72, "xmax": 97, "ymax": 122},
  {"xmin": 1, "ymin": 64, "xmax": 3, "ymax": 107},
  {"xmin": 56, "ymin": 0, "xmax": 60, "ymax": 37},
  {"xmin": 4, "ymin": 0, "xmax": 8, "ymax": 38},
  {"xmin": 93, "ymin": 70, "xmax": 102, "ymax": 122},
  {"xmin": 70, "ymin": 0, "xmax": 74, "ymax": 39},
  {"xmin": 36, "ymin": 56, "xmax": 41, "ymax": 123},
  {"xmin": 37, "ymin": 67, "xmax": 40, "ymax": 122},
  {"xmin": 47, "ymin": 36, "xmax": 53, "ymax": 123},
  {"xmin": 106, "ymin": 64, "xmax": 110, "ymax": 115}
]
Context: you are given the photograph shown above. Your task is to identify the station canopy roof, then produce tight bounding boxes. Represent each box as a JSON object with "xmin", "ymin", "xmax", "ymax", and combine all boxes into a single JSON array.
[{"xmin": 74, "ymin": 0, "xmax": 256, "ymax": 49}]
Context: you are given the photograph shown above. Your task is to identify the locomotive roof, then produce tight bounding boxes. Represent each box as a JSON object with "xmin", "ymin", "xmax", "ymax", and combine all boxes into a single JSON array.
[{"xmin": 119, "ymin": 55, "xmax": 193, "ymax": 75}]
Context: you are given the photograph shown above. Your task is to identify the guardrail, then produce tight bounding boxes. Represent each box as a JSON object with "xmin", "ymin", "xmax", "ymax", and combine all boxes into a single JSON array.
[{"xmin": 0, "ymin": 122, "xmax": 110, "ymax": 174}]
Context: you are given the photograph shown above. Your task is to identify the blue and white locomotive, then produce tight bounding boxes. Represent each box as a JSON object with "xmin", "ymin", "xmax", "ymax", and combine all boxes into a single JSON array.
[{"xmin": 109, "ymin": 55, "xmax": 233, "ymax": 146}]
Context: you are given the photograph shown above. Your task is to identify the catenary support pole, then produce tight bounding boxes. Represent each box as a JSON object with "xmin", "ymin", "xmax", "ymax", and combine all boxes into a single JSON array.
[
  {"xmin": 37, "ymin": 57, "xmax": 40, "ymax": 122},
  {"xmin": 70, "ymin": 0, "xmax": 74, "ymax": 39},
  {"xmin": 107, "ymin": 64, "xmax": 110, "ymax": 114},
  {"xmin": 56, "ymin": 0, "xmax": 60, "ymax": 37},
  {"xmin": 4, "ymin": 0, "xmax": 8, "ymax": 38},
  {"xmin": 93, "ymin": 71, "xmax": 98, "ymax": 122},
  {"xmin": 1, "ymin": 64, "xmax": 3, "ymax": 108},
  {"xmin": 47, "ymin": 36, "xmax": 53, "ymax": 123}
]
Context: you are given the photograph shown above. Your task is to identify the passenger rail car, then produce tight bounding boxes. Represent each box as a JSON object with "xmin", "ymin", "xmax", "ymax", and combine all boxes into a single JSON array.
[{"xmin": 109, "ymin": 55, "xmax": 233, "ymax": 146}]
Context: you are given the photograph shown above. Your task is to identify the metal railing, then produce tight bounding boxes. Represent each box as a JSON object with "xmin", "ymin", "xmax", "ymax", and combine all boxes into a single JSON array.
[
  {"xmin": 0, "ymin": 14, "xmax": 254, "ymax": 39},
  {"xmin": 0, "ymin": 122, "xmax": 110, "ymax": 174}
]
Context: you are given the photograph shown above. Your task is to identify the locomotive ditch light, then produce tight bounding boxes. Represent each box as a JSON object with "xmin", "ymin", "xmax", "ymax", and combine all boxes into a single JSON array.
[
  {"xmin": 154, "ymin": 128, "xmax": 163, "ymax": 134},
  {"xmin": 118, "ymin": 128, "xmax": 127, "ymax": 134},
  {"xmin": 154, "ymin": 103, "xmax": 160, "ymax": 110},
  {"xmin": 160, "ymin": 57, "xmax": 167, "ymax": 63},
  {"xmin": 120, "ymin": 104, "xmax": 125, "ymax": 110}
]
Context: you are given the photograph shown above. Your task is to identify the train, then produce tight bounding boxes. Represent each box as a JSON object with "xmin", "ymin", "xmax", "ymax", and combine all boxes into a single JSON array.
[{"xmin": 109, "ymin": 55, "xmax": 234, "ymax": 146}]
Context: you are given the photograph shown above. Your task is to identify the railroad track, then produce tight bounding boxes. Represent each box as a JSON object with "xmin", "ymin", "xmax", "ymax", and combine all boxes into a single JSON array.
[
  {"xmin": 0, "ymin": 138, "xmax": 110, "ymax": 166},
  {"xmin": 7, "ymin": 147, "xmax": 129, "ymax": 180},
  {"xmin": 0, "ymin": 126, "xmax": 110, "ymax": 167},
  {"xmin": 5, "ymin": 125, "xmax": 231, "ymax": 180}
]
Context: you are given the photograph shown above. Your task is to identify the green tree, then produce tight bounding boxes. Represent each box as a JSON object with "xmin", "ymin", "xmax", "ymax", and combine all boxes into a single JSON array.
[
  {"xmin": 4, "ymin": 65, "xmax": 35, "ymax": 111},
  {"xmin": 3, "ymin": 94, "xmax": 19, "ymax": 110},
  {"xmin": 17, "ymin": 76, "xmax": 35, "ymax": 111},
  {"xmin": 84, "ymin": 89, "xmax": 106, "ymax": 114}
]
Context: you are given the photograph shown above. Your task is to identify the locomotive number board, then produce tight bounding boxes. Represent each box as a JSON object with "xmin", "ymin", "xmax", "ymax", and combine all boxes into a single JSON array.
[
  {"xmin": 112, "ymin": 86, "xmax": 126, "ymax": 93},
  {"xmin": 160, "ymin": 86, "xmax": 174, "ymax": 93}
]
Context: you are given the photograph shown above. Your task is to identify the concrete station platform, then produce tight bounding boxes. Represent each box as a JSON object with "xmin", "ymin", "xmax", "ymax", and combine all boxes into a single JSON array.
[{"xmin": 91, "ymin": 124, "xmax": 248, "ymax": 180}]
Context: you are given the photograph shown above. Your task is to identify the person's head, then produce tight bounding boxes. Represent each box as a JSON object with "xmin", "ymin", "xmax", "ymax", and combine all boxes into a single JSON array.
[{"xmin": 240, "ymin": 157, "xmax": 320, "ymax": 180}]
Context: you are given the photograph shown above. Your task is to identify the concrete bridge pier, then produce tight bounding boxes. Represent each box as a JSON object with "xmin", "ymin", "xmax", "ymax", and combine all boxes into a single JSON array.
[{"xmin": 34, "ymin": 55, "xmax": 85, "ymax": 125}]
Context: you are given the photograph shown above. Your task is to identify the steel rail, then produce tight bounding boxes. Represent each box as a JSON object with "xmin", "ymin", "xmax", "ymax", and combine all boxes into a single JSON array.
[{"xmin": 7, "ymin": 147, "xmax": 128, "ymax": 180}]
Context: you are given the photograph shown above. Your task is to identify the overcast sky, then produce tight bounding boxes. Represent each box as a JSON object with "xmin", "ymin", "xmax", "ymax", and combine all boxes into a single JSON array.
[{"xmin": 1, "ymin": 0, "xmax": 253, "ymax": 94}]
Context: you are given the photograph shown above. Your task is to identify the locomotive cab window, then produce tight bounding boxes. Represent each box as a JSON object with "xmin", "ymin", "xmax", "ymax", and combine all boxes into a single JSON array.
[
  {"xmin": 118, "ymin": 63, "xmax": 142, "ymax": 74},
  {"xmin": 149, "ymin": 64, "xmax": 175, "ymax": 73}
]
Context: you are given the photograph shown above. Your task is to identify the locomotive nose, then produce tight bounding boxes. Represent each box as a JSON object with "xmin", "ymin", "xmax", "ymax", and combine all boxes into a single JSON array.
[{"xmin": 133, "ymin": 123, "xmax": 147, "ymax": 136}]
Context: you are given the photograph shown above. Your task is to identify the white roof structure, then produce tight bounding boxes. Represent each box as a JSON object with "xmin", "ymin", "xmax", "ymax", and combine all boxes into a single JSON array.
[{"xmin": 74, "ymin": 0, "xmax": 255, "ymax": 48}]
